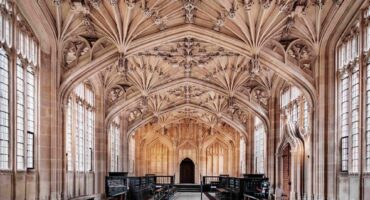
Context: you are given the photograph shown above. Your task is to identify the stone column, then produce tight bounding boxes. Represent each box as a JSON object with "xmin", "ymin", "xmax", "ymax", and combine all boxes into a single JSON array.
[
  {"xmin": 246, "ymin": 114, "xmax": 255, "ymax": 173},
  {"xmin": 121, "ymin": 112, "xmax": 129, "ymax": 172},
  {"xmin": 290, "ymin": 150, "xmax": 298, "ymax": 200},
  {"xmin": 92, "ymin": 78, "xmax": 106, "ymax": 195},
  {"xmin": 39, "ymin": 50, "xmax": 55, "ymax": 199},
  {"xmin": 268, "ymin": 95, "xmax": 277, "ymax": 184}
]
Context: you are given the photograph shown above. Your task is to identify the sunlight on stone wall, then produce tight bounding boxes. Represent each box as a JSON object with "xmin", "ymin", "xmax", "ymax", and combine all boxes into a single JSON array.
[
  {"xmin": 205, "ymin": 142, "xmax": 228, "ymax": 176},
  {"xmin": 147, "ymin": 142, "xmax": 170, "ymax": 175},
  {"xmin": 133, "ymin": 119, "xmax": 242, "ymax": 180}
]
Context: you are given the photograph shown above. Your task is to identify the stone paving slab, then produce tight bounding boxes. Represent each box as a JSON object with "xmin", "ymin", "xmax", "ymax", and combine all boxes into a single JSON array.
[{"xmin": 173, "ymin": 192, "xmax": 209, "ymax": 200}]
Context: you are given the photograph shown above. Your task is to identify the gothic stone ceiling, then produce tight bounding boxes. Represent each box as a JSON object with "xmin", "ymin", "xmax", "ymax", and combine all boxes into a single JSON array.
[
  {"xmin": 47, "ymin": 0, "xmax": 343, "ymax": 134},
  {"xmin": 134, "ymin": 118, "xmax": 241, "ymax": 147}
]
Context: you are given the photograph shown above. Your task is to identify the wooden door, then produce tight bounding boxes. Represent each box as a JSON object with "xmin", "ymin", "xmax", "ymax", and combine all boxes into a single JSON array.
[
  {"xmin": 180, "ymin": 158, "xmax": 195, "ymax": 184},
  {"xmin": 282, "ymin": 145, "xmax": 291, "ymax": 199}
]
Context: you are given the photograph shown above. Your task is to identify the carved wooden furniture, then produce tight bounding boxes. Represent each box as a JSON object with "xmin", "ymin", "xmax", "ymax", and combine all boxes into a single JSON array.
[
  {"xmin": 203, "ymin": 174, "xmax": 270, "ymax": 200},
  {"xmin": 105, "ymin": 174, "xmax": 128, "ymax": 200}
]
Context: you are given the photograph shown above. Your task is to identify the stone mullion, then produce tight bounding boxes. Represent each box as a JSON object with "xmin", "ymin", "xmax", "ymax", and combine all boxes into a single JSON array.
[
  {"xmin": 83, "ymin": 89, "xmax": 88, "ymax": 195},
  {"xmin": 365, "ymin": 56, "xmax": 370, "ymax": 170},
  {"xmin": 72, "ymin": 95, "xmax": 78, "ymax": 196},
  {"xmin": 9, "ymin": 23, "xmax": 16, "ymax": 200},
  {"xmin": 120, "ymin": 112, "xmax": 128, "ymax": 172},
  {"xmin": 346, "ymin": 68, "xmax": 353, "ymax": 174},
  {"xmin": 10, "ymin": 3, "xmax": 21, "ymax": 198},
  {"xmin": 22, "ymin": 61, "xmax": 27, "ymax": 172},
  {"xmin": 33, "ymin": 59, "xmax": 39, "ymax": 197},
  {"xmin": 247, "ymin": 113, "xmax": 255, "ymax": 174},
  {"xmin": 358, "ymin": 12, "xmax": 365, "ymax": 200},
  {"xmin": 235, "ymin": 138, "xmax": 240, "ymax": 176},
  {"xmin": 61, "ymin": 101, "xmax": 69, "ymax": 199}
]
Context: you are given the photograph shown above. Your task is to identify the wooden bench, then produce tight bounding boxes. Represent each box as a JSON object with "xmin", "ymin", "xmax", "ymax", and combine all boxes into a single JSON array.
[
  {"xmin": 215, "ymin": 188, "xmax": 231, "ymax": 200},
  {"xmin": 105, "ymin": 176, "xmax": 128, "ymax": 200}
]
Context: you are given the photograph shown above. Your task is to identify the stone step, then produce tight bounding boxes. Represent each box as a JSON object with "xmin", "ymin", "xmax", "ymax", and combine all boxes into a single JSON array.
[{"xmin": 174, "ymin": 184, "xmax": 201, "ymax": 192}]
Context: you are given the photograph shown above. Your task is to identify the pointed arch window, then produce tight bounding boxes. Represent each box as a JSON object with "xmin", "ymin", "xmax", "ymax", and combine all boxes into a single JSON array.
[
  {"xmin": 65, "ymin": 83, "xmax": 95, "ymax": 172},
  {"xmin": 254, "ymin": 117, "xmax": 265, "ymax": 174},
  {"xmin": 334, "ymin": 6, "xmax": 370, "ymax": 173},
  {"xmin": 239, "ymin": 138, "xmax": 246, "ymax": 175},
  {"xmin": 110, "ymin": 117, "xmax": 120, "ymax": 172},
  {"xmin": 337, "ymin": 21, "xmax": 367, "ymax": 173},
  {"xmin": 366, "ymin": 58, "xmax": 370, "ymax": 171},
  {"xmin": 0, "ymin": 47, "xmax": 9, "ymax": 169},
  {"xmin": 129, "ymin": 136, "xmax": 135, "ymax": 173},
  {"xmin": 280, "ymin": 86, "xmax": 310, "ymax": 134},
  {"xmin": 0, "ymin": 0, "xmax": 39, "ymax": 170}
]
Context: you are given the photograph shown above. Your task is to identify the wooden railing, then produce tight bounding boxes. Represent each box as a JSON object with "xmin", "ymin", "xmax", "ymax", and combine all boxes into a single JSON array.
[
  {"xmin": 105, "ymin": 174, "xmax": 175, "ymax": 200},
  {"xmin": 201, "ymin": 174, "xmax": 270, "ymax": 200},
  {"xmin": 155, "ymin": 175, "xmax": 174, "ymax": 185}
]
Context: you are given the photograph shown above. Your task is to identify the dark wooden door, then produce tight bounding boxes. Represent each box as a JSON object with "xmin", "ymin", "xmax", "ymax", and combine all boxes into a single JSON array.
[
  {"xmin": 282, "ymin": 145, "xmax": 291, "ymax": 199},
  {"xmin": 180, "ymin": 158, "xmax": 195, "ymax": 183}
]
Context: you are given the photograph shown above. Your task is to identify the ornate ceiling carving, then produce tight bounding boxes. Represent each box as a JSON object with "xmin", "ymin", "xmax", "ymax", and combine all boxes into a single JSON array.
[{"xmin": 45, "ymin": 0, "xmax": 343, "ymax": 135}]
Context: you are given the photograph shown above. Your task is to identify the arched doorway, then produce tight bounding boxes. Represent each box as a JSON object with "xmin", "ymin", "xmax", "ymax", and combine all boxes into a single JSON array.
[
  {"xmin": 180, "ymin": 158, "xmax": 195, "ymax": 184},
  {"xmin": 282, "ymin": 145, "xmax": 291, "ymax": 199}
]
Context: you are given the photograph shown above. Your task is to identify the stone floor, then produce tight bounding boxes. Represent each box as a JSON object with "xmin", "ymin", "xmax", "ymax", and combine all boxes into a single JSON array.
[{"xmin": 173, "ymin": 192, "xmax": 210, "ymax": 200}]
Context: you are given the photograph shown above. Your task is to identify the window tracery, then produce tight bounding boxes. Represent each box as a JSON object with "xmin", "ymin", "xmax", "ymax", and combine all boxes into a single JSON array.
[
  {"xmin": 280, "ymin": 86, "xmax": 310, "ymax": 135},
  {"xmin": 66, "ymin": 83, "xmax": 95, "ymax": 172},
  {"xmin": 364, "ymin": 6, "xmax": 370, "ymax": 173},
  {"xmin": 254, "ymin": 117, "xmax": 265, "ymax": 174},
  {"xmin": 0, "ymin": 0, "xmax": 38, "ymax": 170},
  {"xmin": 239, "ymin": 138, "xmax": 246, "ymax": 175},
  {"xmin": 110, "ymin": 117, "xmax": 120, "ymax": 172},
  {"xmin": 0, "ymin": 47, "xmax": 9, "ymax": 170},
  {"xmin": 337, "ymin": 6, "xmax": 370, "ymax": 173}
]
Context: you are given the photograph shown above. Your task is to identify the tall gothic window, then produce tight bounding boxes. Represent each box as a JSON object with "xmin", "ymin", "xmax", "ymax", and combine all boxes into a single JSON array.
[
  {"xmin": 367, "ymin": 58, "xmax": 370, "ymax": 171},
  {"xmin": 0, "ymin": 47, "xmax": 9, "ymax": 169},
  {"xmin": 65, "ymin": 83, "xmax": 95, "ymax": 172},
  {"xmin": 254, "ymin": 117, "xmax": 265, "ymax": 174},
  {"xmin": 110, "ymin": 117, "xmax": 120, "ymax": 172},
  {"xmin": 338, "ymin": 31, "xmax": 360, "ymax": 173},
  {"xmin": 0, "ymin": 0, "xmax": 38, "ymax": 170},
  {"xmin": 280, "ymin": 86, "xmax": 310, "ymax": 134},
  {"xmin": 129, "ymin": 135, "xmax": 135, "ymax": 174},
  {"xmin": 338, "ymin": 6, "xmax": 370, "ymax": 173},
  {"xmin": 239, "ymin": 138, "xmax": 246, "ymax": 175},
  {"xmin": 365, "ymin": 7, "xmax": 370, "ymax": 173}
]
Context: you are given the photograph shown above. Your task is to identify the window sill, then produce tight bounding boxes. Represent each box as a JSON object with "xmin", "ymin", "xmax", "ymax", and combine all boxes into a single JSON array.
[
  {"xmin": 16, "ymin": 169, "xmax": 36, "ymax": 173},
  {"xmin": 339, "ymin": 171, "xmax": 349, "ymax": 176},
  {"xmin": 0, "ymin": 169, "xmax": 13, "ymax": 174},
  {"xmin": 0, "ymin": 169, "xmax": 36, "ymax": 174},
  {"xmin": 72, "ymin": 171, "xmax": 95, "ymax": 174},
  {"xmin": 26, "ymin": 168, "xmax": 36, "ymax": 173},
  {"xmin": 363, "ymin": 172, "xmax": 370, "ymax": 177},
  {"xmin": 348, "ymin": 172, "xmax": 360, "ymax": 177}
]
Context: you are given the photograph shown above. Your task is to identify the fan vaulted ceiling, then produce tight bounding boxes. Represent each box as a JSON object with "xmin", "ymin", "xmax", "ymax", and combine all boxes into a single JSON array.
[{"xmin": 47, "ymin": 0, "xmax": 342, "ymax": 135}]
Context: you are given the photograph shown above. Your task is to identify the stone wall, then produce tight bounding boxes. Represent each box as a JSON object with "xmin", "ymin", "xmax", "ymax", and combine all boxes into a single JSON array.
[{"xmin": 132, "ymin": 119, "xmax": 242, "ymax": 184}]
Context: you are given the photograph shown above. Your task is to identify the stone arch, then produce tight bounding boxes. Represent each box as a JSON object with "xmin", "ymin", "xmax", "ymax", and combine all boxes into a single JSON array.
[
  {"xmin": 143, "ymin": 137, "xmax": 174, "ymax": 176},
  {"xmin": 276, "ymin": 116, "xmax": 306, "ymax": 200},
  {"xmin": 58, "ymin": 25, "xmax": 317, "ymax": 120},
  {"xmin": 150, "ymin": 117, "xmax": 246, "ymax": 141},
  {"xmin": 201, "ymin": 136, "xmax": 236, "ymax": 177},
  {"xmin": 126, "ymin": 103, "xmax": 248, "ymax": 139},
  {"xmin": 106, "ymin": 77, "xmax": 269, "ymax": 124},
  {"xmin": 179, "ymin": 158, "xmax": 196, "ymax": 184},
  {"xmin": 176, "ymin": 141, "xmax": 199, "ymax": 184},
  {"xmin": 178, "ymin": 141, "xmax": 198, "ymax": 163}
]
